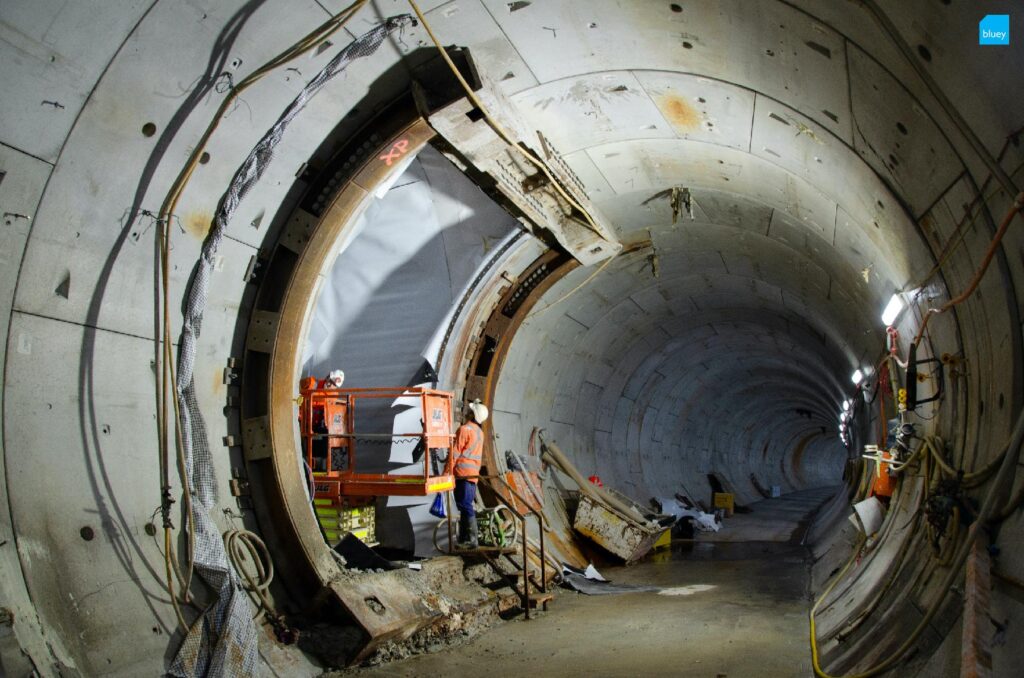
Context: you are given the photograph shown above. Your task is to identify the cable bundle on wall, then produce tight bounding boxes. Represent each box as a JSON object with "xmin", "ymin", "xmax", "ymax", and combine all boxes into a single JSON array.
[
  {"xmin": 149, "ymin": 2, "xmax": 416, "ymax": 674},
  {"xmin": 811, "ymin": 408, "xmax": 1024, "ymax": 677}
]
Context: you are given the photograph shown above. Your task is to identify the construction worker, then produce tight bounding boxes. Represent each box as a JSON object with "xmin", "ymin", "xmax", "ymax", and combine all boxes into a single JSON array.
[
  {"xmin": 453, "ymin": 398, "xmax": 488, "ymax": 548},
  {"xmin": 318, "ymin": 369, "xmax": 345, "ymax": 389}
]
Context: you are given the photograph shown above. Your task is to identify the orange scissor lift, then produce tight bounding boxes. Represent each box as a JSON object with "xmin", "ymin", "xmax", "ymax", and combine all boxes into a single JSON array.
[{"xmin": 298, "ymin": 378, "xmax": 456, "ymax": 544}]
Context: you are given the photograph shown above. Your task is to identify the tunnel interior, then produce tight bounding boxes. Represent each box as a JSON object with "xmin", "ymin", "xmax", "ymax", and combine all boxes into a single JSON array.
[{"xmin": 1, "ymin": 1, "xmax": 1023, "ymax": 676}]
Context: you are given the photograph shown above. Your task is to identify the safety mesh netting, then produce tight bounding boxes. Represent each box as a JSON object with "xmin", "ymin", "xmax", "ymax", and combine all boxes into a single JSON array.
[{"xmin": 168, "ymin": 16, "xmax": 413, "ymax": 677}]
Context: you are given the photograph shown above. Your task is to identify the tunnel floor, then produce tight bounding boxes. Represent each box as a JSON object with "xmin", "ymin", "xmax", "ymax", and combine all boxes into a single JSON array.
[
  {"xmin": 700, "ymin": 485, "xmax": 842, "ymax": 543},
  {"xmin": 336, "ymin": 488, "xmax": 841, "ymax": 677}
]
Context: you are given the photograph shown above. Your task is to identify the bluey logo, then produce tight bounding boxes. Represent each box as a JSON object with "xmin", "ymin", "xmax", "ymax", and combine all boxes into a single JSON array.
[{"xmin": 979, "ymin": 15, "xmax": 1009, "ymax": 45}]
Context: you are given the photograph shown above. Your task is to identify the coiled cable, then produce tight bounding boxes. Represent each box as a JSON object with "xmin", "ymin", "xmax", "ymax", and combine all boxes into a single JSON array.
[{"xmin": 223, "ymin": 529, "xmax": 276, "ymax": 623}]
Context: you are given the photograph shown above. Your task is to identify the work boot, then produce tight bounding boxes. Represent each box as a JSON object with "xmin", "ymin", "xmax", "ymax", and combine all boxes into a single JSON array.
[
  {"xmin": 457, "ymin": 513, "xmax": 472, "ymax": 548},
  {"xmin": 465, "ymin": 516, "xmax": 479, "ymax": 549}
]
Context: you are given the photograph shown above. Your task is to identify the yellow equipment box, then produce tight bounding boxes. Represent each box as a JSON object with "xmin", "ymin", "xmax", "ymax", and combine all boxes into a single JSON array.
[
  {"xmin": 314, "ymin": 500, "xmax": 377, "ymax": 545},
  {"xmin": 713, "ymin": 492, "xmax": 734, "ymax": 516}
]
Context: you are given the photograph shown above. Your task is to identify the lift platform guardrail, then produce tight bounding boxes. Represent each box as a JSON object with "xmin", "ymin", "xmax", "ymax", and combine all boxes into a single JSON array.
[{"xmin": 299, "ymin": 381, "xmax": 456, "ymax": 499}]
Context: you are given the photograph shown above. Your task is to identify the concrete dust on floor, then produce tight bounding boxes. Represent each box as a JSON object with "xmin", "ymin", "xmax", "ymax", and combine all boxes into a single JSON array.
[{"xmin": 335, "ymin": 540, "xmax": 814, "ymax": 678}]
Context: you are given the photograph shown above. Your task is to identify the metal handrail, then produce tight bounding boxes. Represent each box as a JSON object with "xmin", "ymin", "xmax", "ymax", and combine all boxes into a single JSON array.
[
  {"xmin": 479, "ymin": 474, "xmax": 547, "ymax": 619},
  {"xmin": 444, "ymin": 475, "xmax": 548, "ymax": 618}
]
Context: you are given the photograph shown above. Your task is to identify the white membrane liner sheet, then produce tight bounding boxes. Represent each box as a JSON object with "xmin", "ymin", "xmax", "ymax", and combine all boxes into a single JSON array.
[{"xmin": 303, "ymin": 145, "xmax": 521, "ymax": 554}]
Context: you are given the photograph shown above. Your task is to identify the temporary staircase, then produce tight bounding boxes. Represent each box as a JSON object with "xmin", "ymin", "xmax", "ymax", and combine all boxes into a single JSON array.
[{"xmin": 443, "ymin": 474, "xmax": 554, "ymax": 618}]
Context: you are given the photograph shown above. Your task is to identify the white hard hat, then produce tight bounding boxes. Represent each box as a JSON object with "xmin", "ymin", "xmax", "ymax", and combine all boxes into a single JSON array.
[
  {"xmin": 327, "ymin": 370, "xmax": 345, "ymax": 387},
  {"xmin": 468, "ymin": 399, "xmax": 489, "ymax": 424}
]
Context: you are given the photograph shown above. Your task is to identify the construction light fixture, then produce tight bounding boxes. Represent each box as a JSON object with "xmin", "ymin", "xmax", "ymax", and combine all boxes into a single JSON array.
[
  {"xmin": 851, "ymin": 368, "xmax": 864, "ymax": 386},
  {"xmin": 843, "ymin": 400, "xmax": 850, "ymax": 411},
  {"xmin": 881, "ymin": 292, "xmax": 906, "ymax": 326}
]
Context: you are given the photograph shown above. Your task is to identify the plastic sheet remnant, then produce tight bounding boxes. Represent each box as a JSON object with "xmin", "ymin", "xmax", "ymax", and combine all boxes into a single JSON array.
[
  {"xmin": 560, "ymin": 563, "xmax": 659, "ymax": 595},
  {"xmin": 657, "ymin": 497, "xmax": 722, "ymax": 533}
]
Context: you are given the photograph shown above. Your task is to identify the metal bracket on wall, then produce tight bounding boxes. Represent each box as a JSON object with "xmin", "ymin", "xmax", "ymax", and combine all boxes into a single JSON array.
[
  {"xmin": 278, "ymin": 209, "xmax": 318, "ymax": 254},
  {"xmin": 246, "ymin": 311, "xmax": 279, "ymax": 353},
  {"xmin": 223, "ymin": 356, "xmax": 239, "ymax": 384},
  {"xmin": 242, "ymin": 416, "xmax": 272, "ymax": 461},
  {"xmin": 243, "ymin": 253, "xmax": 262, "ymax": 283}
]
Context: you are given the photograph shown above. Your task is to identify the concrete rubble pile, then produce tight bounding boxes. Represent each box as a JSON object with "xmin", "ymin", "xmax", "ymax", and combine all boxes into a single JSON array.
[{"xmin": 300, "ymin": 556, "xmax": 517, "ymax": 668}]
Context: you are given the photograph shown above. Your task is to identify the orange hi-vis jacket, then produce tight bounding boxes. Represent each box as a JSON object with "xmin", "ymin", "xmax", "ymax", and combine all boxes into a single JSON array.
[{"xmin": 453, "ymin": 422, "xmax": 483, "ymax": 483}]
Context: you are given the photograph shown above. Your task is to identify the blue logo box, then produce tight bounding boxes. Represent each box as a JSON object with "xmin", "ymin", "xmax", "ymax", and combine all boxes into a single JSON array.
[{"xmin": 979, "ymin": 15, "xmax": 1010, "ymax": 45}]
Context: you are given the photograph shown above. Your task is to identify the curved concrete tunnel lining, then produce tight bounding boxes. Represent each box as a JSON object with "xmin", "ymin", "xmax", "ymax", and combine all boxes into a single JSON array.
[
  {"xmin": 490, "ymin": 235, "xmax": 872, "ymax": 504},
  {"xmin": 2, "ymin": 0, "xmax": 1023, "ymax": 675}
]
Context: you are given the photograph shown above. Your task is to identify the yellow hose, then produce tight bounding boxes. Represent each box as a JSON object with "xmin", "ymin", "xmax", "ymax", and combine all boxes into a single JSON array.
[{"xmin": 810, "ymin": 535, "xmax": 866, "ymax": 677}]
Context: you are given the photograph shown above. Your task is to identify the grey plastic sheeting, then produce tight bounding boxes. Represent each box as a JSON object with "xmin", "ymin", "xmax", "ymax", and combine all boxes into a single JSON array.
[
  {"xmin": 560, "ymin": 572, "xmax": 660, "ymax": 595},
  {"xmin": 302, "ymin": 145, "xmax": 520, "ymax": 555}
]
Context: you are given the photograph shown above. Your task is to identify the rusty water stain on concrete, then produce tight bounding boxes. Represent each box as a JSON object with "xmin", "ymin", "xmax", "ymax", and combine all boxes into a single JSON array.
[
  {"xmin": 186, "ymin": 211, "xmax": 213, "ymax": 239},
  {"xmin": 213, "ymin": 367, "xmax": 226, "ymax": 395},
  {"xmin": 657, "ymin": 95, "xmax": 700, "ymax": 130}
]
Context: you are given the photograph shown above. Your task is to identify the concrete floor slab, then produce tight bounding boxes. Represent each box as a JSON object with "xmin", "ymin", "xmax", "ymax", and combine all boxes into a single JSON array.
[
  {"xmin": 701, "ymin": 486, "xmax": 843, "ymax": 543},
  {"xmin": 339, "ymin": 543, "xmax": 814, "ymax": 677}
]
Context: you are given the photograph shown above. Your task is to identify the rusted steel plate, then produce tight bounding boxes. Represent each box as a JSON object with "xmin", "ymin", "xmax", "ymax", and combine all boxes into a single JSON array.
[{"xmin": 573, "ymin": 495, "xmax": 667, "ymax": 563}]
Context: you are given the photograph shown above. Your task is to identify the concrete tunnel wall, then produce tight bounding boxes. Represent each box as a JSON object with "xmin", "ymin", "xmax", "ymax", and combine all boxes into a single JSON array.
[{"xmin": 1, "ymin": 0, "xmax": 1023, "ymax": 675}]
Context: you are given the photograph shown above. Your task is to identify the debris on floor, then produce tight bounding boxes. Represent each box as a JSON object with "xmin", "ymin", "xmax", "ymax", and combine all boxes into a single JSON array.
[
  {"xmin": 656, "ymin": 496, "xmax": 722, "ymax": 533},
  {"xmin": 572, "ymin": 494, "xmax": 671, "ymax": 562},
  {"xmin": 541, "ymin": 437, "xmax": 670, "ymax": 562},
  {"xmin": 333, "ymin": 533, "xmax": 403, "ymax": 571},
  {"xmin": 559, "ymin": 563, "xmax": 660, "ymax": 595},
  {"xmin": 298, "ymin": 556, "xmax": 514, "ymax": 668}
]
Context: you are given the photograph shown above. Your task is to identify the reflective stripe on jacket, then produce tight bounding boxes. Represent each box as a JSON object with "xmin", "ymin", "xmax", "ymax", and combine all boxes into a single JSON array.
[{"xmin": 453, "ymin": 422, "xmax": 483, "ymax": 483}]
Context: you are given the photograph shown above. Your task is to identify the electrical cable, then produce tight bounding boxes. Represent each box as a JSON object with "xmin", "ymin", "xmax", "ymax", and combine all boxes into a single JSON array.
[
  {"xmin": 920, "ymin": 435, "xmax": 1003, "ymax": 487},
  {"xmin": 912, "ymin": 192, "xmax": 1024, "ymax": 346},
  {"xmin": 155, "ymin": 1, "xmax": 372, "ymax": 635},
  {"xmin": 223, "ymin": 529, "xmax": 276, "ymax": 623},
  {"xmin": 150, "ymin": 7, "xmax": 420, "ymax": 672},
  {"xmin": 907, "ymin": 159, "xmax": 1024, "ymax": 294},
  {"xmin": 993, "ymin": 476, "xmax": 1024, "ymax": 522},
  {"xmin": 810, "ymin": 404, "xmax": 1024, "ymax": 677},
  {"xmin": 164, "ymin": 528, "xmax": 189, "ymax": 631},
  {"xmin": 863, "ymin": 192, "xmax": 1024, "ymax": 439},
  {"xmin": 832, "ymin": 501, "xmax": 923, "ymax": 643}
]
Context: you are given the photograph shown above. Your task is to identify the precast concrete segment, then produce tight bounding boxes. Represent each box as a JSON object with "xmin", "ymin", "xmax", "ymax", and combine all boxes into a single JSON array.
[
  {"xmin": 0, "ymin": 0, "xmax": 1022, "ymax": 675},
  {"xmin": 496, "ymin": 236, "xmax": 863, "ymax": 503}
]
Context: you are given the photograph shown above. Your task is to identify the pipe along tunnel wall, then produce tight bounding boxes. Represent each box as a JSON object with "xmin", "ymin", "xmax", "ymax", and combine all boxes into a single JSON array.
[{"xmin": 1, "ymin": 0, "xmax": 1023, "ymax": 675}]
